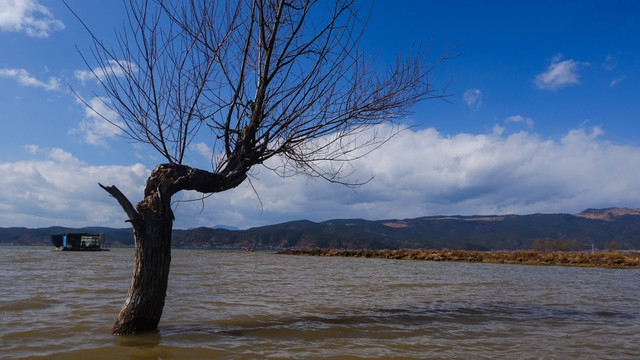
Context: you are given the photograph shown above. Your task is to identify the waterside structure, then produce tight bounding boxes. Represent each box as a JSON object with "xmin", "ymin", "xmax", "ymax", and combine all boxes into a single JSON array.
[{"xmin": 51, "ymin": 233, "xmax": 109, "ymax": 251}]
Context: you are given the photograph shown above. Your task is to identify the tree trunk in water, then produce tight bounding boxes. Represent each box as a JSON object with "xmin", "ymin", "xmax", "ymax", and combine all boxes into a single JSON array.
[
  {"xmin": 111, "ymin": 206, "xmax": 173, "ymax": 335},
  {"xmin": 100, "ymin": 167, "xmax": 176, "ymax": 335}
]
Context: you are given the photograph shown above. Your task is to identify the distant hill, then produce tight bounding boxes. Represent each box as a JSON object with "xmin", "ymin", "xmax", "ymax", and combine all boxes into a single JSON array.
[{"xmin": 2, "ymin": 208, "xmax": 640, "ymax": 250}]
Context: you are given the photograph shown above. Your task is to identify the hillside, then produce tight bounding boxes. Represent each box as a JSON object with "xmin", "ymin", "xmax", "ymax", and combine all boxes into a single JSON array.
[{"xmin": 1, "ymin": 208, "xmax": 639, "ymax": 250}]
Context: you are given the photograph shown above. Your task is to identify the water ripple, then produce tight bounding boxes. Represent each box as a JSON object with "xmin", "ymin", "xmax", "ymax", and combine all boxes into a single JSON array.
[{"xmin": 1, "ymin": 247, "xmax": 639, "ymax": 359}]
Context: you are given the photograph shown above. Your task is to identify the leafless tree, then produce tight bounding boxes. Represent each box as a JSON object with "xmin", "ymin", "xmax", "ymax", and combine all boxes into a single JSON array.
[{"xmin": 72, "ymin": 0, "xmax": 452, "ymax": 335}]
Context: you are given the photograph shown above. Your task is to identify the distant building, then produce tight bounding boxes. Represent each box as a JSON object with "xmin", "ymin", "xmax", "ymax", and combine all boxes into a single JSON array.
[{"xmin": 51, "ymin": 233, "xmax": 109, "ymax": 251}]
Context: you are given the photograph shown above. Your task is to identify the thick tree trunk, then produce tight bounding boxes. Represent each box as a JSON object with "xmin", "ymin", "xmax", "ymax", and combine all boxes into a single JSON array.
[
  {"xmin": 111, "ymin": 206, "xmax": 173, "ymax": 335},
  {"xmin": 100, "ymin": 163, "xmax": 247, "ymax": 335},
  {"xmin": 100, "ymin": 166, "xmax": 176, "ymax": 335}
]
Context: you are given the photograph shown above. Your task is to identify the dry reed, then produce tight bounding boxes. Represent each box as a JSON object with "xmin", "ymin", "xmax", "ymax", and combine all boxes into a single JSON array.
[{"xmin": 277, "ymin": 249, "xmax": 640, "ymax": 269}]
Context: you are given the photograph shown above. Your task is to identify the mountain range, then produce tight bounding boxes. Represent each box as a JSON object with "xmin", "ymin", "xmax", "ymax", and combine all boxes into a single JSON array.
[{"xmin": 2, "ymin": 208, "xmax": 640, "ymax": 251}]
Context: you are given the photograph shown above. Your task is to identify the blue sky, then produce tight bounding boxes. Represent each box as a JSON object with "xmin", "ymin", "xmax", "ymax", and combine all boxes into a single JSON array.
[{"xmin": 1, "ymin": 0, "xmax": 639, "ymax": 229}]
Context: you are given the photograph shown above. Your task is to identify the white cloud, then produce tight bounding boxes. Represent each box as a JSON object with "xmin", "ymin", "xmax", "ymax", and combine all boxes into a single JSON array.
[
  {"xmin": 0, "ymin": 0, "xmax": 64, "ymax": 37},
  {"xmin": 0, "ymin": 68, "xmax": 60, "ymax": 91},
  {"xmin": 74, "ymin": 59, "xmax": 139, "ymax": 84},
  {"xmin": 462, "ymin": 88, "xmax": 482, "ymax": 109},
  {"xmin": 24, "ymin": 144, "xmax": 39, "ymax": 154},
  {"xmin": 0, "ymin": 147, "xmax": 149, "ymax": 228},
  {"xmin": 191, "ymin": 142, "xmax": 212, "ymax": 159},
  {"xmin": 70, "ymin": 96, "xmax": 125, "ymax": 147},
  {"xmin": 170, "ymin": 124, "xmax": 640, "ymax": 229},
  {"xmin": 609, "ymin": 76, "xmax": 625, "ymax": 88},
  {"xmin": 603, "ymin": 54, "xmax": 617, "ymax": 71},
  {"xmin": 505, "ymin": 114, "xmax": 534, "ymax": 128},
  {"xmin": 5, "ymin": 125, "xmax": 640, "ymax": 230},
  {"xmin": 73, "ymin": 70, "xmax": 93, "ymax": 84},
  {"xmin": 534, "ymin": 54, "xmax": 587, "ymax": 90}
]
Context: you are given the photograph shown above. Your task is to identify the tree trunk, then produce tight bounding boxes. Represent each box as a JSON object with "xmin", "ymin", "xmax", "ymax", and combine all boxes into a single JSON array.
[
  {"xmin": 100, "ymin": 167, "xmax": 176, "ymax": 335},
  {"xmin": 100, "ymin": 163, "xmax": 246, "ymax": 335},
  {"xmin": 111, "ymin": 205, "xmax": 173, "ymax": 335}
]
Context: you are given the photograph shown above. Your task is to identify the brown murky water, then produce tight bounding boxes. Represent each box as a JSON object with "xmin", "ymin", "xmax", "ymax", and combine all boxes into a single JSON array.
[{"xmin": 1, "ymin": 246, "xmax": 639, "ymax": 359}]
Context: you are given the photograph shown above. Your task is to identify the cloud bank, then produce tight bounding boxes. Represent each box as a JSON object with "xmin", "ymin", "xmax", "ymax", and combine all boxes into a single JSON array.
[
  {"xmin": 3, "ymin": 124, "xmax": 637, "ymax": 229},
  {"xmin": 207, "ymin": 124, "xmax": 638, "ymax": 228},
  {"xmin": 0, "ymin": 147, "xmax": 148, "ymax": 228},
  {"xmin": 0, "ymin": 0, "xmax": 64, "ymax": 37}
]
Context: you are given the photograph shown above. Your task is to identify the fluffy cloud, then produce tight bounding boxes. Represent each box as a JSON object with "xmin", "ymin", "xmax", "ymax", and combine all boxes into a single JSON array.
[
  {"xmin": 505, "ymin": 114, "xmax": 534, "ymax": 128},
  {"xmin": 70, "ymin": 96, "xmax": 125, "ymax": 147},
  {"xmin": 0, "ymin": 147, "xmax": 149, "ymax": 228},
  {"xmin": 190, "ymin": 142, "xmax": 213, "ymax": 159},
  {"xmin": 462, "ymin": 88, "xmax": 482, "ymax": 109},
  {"xmin": 74, "ymin": 60, "xmax": 139, "ymax": 84},
  {"xmin": 0, "ymin": 0, "xmax": 64, "ymax": 37},
  {"xmin": 534, "ymin": 54, "xmax": 587, "ymax": 90},
  {"xmin": 4, "ymin": 124, "xmax": 640, "ymax": 229},
  {"xmin": 0, "ymin": 68, "xmax": 60, "ymax": 91},
  {"xmin": 171, "ymin": 124, "xmax": 640, "ymax": 229},
  {"xmin": 70, "ymin": 62, "xmax": 137, "ymax": 147}
]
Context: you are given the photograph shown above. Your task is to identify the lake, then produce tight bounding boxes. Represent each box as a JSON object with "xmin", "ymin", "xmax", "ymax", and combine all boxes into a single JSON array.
[{"xmin": 1, "ymin": 246, "xmax": 639, "ymax": 359}]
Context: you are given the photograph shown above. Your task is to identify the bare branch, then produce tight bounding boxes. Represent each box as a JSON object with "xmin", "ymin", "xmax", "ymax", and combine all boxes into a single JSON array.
[
  {"xmin": 80, "ymin": 0, "xmax": 452, "ymax": 193},
  {"xmin": 98, "ymin": 183, "xmax": 142, "ymax": 226}
]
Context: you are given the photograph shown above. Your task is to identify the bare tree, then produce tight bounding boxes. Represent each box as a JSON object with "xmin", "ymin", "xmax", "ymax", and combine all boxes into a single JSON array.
[{"xmin": 73, "ymin": 0, "xmax": 452, "ymax": 335}]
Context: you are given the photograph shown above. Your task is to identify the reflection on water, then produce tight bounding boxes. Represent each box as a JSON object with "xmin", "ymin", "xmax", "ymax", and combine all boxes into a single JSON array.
[{"xmin": 1, "ymin": 246, "xmax": 639, "ymax": 359}]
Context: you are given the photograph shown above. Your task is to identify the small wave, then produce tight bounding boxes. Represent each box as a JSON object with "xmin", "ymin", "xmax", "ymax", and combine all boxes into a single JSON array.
[{"xmin": 0, "ymin": 296, "xmax": 61, "ymax": 312}]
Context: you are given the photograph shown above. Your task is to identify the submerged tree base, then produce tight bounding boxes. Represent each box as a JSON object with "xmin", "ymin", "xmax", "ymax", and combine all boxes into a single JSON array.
[{"xmin": 278, "ymin": 249, "xmax": 640, "ymax": 269}]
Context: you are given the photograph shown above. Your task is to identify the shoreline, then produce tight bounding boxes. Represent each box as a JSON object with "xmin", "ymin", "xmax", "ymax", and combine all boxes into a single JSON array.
[{"xmin": 278, "ymin": 249, "xmax": 640, "ymax": 269}]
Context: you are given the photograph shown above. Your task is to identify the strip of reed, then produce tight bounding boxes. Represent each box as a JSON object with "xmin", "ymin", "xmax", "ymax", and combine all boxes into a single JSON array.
[{"xmin": 277, "ymin": 249, "xmax": 640, "ymax": 268}]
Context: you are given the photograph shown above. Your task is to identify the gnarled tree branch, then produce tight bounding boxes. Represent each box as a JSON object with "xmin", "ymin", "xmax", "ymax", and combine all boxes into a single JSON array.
[{"xmin": 98, "ymin": 183, "xmax": 142, "ymax": 226}]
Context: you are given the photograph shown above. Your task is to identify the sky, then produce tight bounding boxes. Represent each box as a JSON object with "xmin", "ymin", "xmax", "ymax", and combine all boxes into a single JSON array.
[{"xmin": 0, "ymin": 0, "xmax": 639, "ymax": 230}]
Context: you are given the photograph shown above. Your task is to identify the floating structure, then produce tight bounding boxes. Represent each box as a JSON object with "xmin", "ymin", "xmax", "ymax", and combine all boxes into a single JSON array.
[{"xmin": 51, "ymin": 233, "xmax": 109, "ymax": 251}]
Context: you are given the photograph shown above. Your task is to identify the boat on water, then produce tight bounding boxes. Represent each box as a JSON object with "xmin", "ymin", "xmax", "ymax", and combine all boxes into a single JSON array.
[{"xmin": 51, "ymin": 233, "xmax": 110, "ymax": 251}]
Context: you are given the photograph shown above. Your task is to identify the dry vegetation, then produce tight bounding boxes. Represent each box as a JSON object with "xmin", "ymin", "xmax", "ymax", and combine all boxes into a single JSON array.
[{"xmin": 278, "ymin": 249, "xmax": 640, "ymax": 269}]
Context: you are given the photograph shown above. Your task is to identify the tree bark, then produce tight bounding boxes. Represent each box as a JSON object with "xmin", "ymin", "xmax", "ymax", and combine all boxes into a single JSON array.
[{"xmin": 111, "ymin": 206, "xmax": 173, "ymax": 335}]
